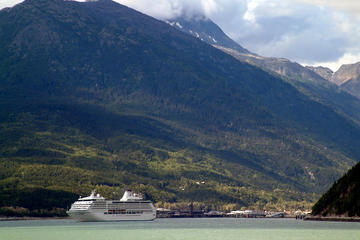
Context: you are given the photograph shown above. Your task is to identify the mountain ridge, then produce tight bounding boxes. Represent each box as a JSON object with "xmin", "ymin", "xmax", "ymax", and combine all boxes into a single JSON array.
[{"xmin": 165, "ymin": 15, "xmax": 360, "ymax": 126}]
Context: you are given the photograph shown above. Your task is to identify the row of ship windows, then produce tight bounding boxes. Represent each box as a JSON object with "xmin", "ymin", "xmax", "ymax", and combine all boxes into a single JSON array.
[
  {"xmin": 92, "ymin": 208, "xmax": 151, "ymax": 211},
  {"xmin": 72, "ymin": 206, "xmax": 90, "ymax": 209},
  {"xmin": 106, "ymin": 206, "xmax": 152, "ymax": 209},
  {"xmin": 104, "ymin": 210, "xmax": 144, "ymax": 215},
  {"xmin": 98, "ymin": 206, "xmax": 152, "ymax": 210},
  {"xmin": 73, "ymin": 205, "xmax": 151, "ymax": 210}
]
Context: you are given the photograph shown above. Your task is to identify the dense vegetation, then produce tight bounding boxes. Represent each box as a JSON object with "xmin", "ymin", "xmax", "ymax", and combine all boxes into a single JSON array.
[
  {"xmin": 312, "ymin": 162, "xmax": 360, "ymax": 217},
  {"xmin": 0, "ymin": 0, "xmax": 359, "ymax": 216}
]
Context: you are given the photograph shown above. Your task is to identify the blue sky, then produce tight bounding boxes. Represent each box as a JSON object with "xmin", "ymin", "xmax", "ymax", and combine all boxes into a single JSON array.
[{"xmin": 2, "ymin": 0, "xmax": 360, "ymax": 71}]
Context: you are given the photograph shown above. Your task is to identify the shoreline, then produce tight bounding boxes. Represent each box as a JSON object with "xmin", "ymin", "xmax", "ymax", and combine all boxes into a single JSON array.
[
  {"xmin": 304, "ymin": 216, "xmax": 360, "ymax": 222},
  {"xmin": 1, "ymin": 215, "xmax": 296, "ymax": 221},
  {"xmin": 0, "ymin": 216, "xmax": 71, "ymax": 221},
  {"xmin": 2, "ymin": 215, "xmax": 360, "ymax": 222}
]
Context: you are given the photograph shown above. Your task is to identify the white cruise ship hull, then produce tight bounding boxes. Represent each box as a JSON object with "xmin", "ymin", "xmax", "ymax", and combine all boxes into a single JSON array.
[
  {"xmin": 67, "ymin": 209, "xmax": 156, "ymax": 222},
  {"xmin": 67, "ymin": 190, "xmax": 156, "ymax": 222}
]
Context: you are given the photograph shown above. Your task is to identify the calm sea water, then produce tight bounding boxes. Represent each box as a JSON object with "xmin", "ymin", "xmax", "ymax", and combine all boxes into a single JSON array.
[{"xmin": 0, "ymin": 218, "xmax": 359, "ymax": 240}]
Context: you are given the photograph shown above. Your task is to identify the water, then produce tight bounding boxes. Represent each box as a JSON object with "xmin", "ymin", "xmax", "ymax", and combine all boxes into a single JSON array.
[{"xmin": 0, "ymin": 218, "xmax": 359, "ymax": 240}]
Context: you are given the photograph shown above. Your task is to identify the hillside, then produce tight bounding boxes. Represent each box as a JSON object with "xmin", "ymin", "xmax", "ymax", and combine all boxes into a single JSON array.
[
  {"xmin": 312, "ymin": 162, "xmax": 360, "ymax": 217},
  {"xmin": 167, "ymin": 16, "xmax": 360, "ymax": 125},
  {"xmin": 219, "ymin": 47, "xmax": 360, "ymax": 124},
  {"xmin": 1, "ymin": 0, "xmax": 360, "ymax": 215}
]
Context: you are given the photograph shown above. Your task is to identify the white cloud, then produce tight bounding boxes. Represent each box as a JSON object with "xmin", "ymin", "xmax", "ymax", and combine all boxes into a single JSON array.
[
  {"xmin": 299, "ymin": 0, "xmax": 360, "ymax": 19},
  {"xmin": 114, "ymin": 0, "xmax": 360, "ymax": 70},
  {"xmin": 243, "ymin": 0, "xmax": 258, "ymax": 23},
  {"xmin": 116, "ymin": 0, "xmax": 223, "ymax": 20},
  {"xmin": 0, "ymin": 0, "xmax": 24, "ymax": 9}
]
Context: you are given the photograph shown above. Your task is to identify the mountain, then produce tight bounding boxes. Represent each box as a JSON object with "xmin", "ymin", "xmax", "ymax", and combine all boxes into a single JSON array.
[
  {"xmin": 166, "ymin": 16, "xmax": 360, "ymax": 125},
  {"xmin": 216, "ymin": 45, "xmax": 360, "ymax": 127},
  {"xmin": 330, "ymin": 62, "xmax": 360, "ymax": 99},
  {"xmin": 1, "ymin": 0, "xmax": 360, "ymax": 215},
  {"xmin": 312, "ymin": 161, "xmax": 360, "ymax": 217},
  {"xmin": 166, "ymin": 16, "xmax": 324, "ymax": 84},
  {"xmin": 166, "ymin": 16, "xmax": 250, "ymax": 54}
]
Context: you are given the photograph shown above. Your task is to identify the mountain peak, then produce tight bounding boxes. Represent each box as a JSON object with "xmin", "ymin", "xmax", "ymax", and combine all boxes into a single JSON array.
[
  {"xmin": 331, "ymin": 62, "xmax": 360, "ymax": 85},
  {"xmin": 306, "ymin": 66, "xmax": 334, "ymax": 81},
  {"xmin": 326, "ymin": 62, "xmax": 360, "ymax": 98},
  {"xmin": 165, "ymin": 15, "xmax": 250, "ymax": 54}
]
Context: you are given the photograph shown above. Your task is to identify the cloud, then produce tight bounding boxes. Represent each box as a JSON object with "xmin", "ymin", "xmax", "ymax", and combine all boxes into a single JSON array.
[
  {"xmin": 117, "ymin": 0, "xmax": 247, "ymax": 20},
  {"xmin": 299, "ymin": 0, "xmax": 360, "ymax": 19},
  {"xmin": 117, "ymin": 0, "xmax": 211, "ymax": 19},
  {"xmin": 0, "ymin": 0, "xmax": 23, "ymax": 9},
  {"xmin": 234, "ymin": 1, "xmax": 350, "ymax": 62},
  {"xmin": 115, "ymin": 0, "xmax": 360, "ymax": 70}
]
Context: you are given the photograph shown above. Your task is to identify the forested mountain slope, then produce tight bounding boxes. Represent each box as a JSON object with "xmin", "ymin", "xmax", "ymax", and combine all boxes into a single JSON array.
[{"xmin": 312, "ymin": 162, "xmax": 360, "ymax": 217}]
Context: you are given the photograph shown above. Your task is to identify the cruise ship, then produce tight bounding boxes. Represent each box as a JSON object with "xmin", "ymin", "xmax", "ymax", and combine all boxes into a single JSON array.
[{"xmin": 67, "ymin": 190, "xmax": 156, "ymax": 222}]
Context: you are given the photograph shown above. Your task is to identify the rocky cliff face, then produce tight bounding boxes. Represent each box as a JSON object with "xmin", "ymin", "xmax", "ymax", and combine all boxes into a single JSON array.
[
  {"xmin": 328, "ymin": 62, "xmax": 360, "ymax": 98},
  {"xmin": 306, "ymin": 66, "xmax": 334, "ymax": 81},
  {"xmin": 331, "ymin": 63, "xmax": 360, "ymax": 85}
]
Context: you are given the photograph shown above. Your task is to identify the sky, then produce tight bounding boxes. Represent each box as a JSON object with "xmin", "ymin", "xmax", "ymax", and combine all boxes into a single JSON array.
[{"xmin": 2, "ymin": 0, "xmax": 360, "ymax": 71}]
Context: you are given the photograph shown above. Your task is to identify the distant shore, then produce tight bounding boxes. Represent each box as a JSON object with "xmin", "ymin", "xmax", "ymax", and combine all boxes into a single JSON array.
[
  {"xmin": 3, "ymin": 215, "xmax": 360, "ymax": 222},
  {"xmin": 304, "ymin": 216, "xmax": 360, "ymax": 222},
  {"xmin": 0, "ymin": 215, "xmax": 296, "ymax": 221},
  {"xmin": 0, "ymin": 216, "xmax": 70, "ymax": 221}
]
